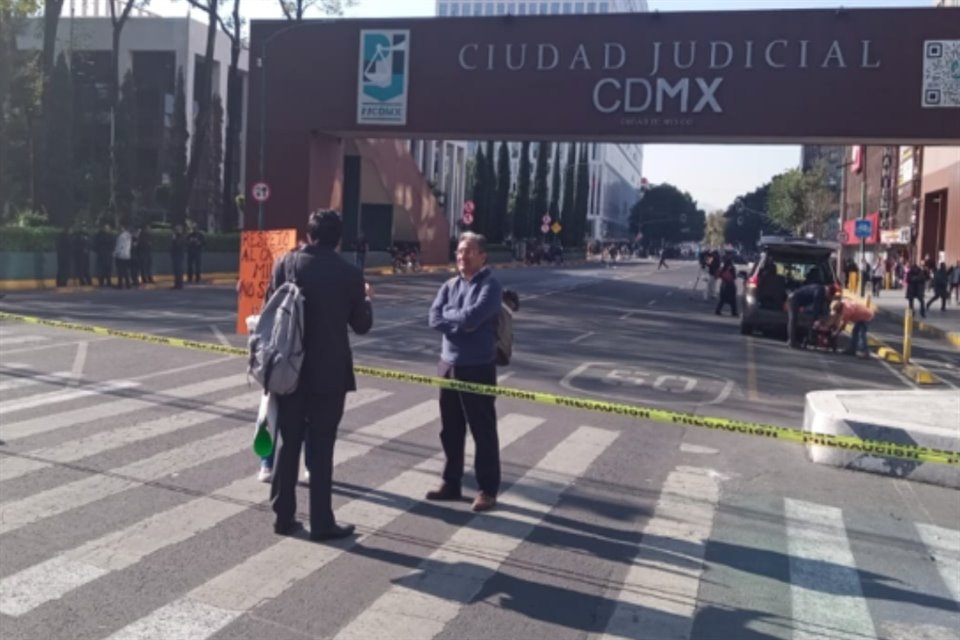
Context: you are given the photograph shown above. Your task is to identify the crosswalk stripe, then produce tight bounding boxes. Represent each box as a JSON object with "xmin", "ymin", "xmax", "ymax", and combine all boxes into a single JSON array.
[
  {"xmin": 0, "ymin": 373, "xmax": 249, "ymax": 442},
  {"xmin": 0, "ymin": 335, "xmax": 49, "ymax": 345},
  {"xmin": 0, "ymin": 380, "xmax": 140, "ymax": 415},
  {"xmin": 784, "ymin": 499, "xmax": 877, "ymax": 640},
  {"xmin": 333, "ymin": 425, "xmax": 619, "ymax": 640},
  {"xmin": 600, "ymin": 466, "xmax": 721, "ymax": 640},
  {"xmin": 0, "ymin": 371, "xmax": 73, "ymax": 392},
  {"xmin": 0, "ymin": 388, "xmax": 391, "ymax": 483},
  {"xmin": 103, "ymin": 413, "xmax": 545, "ymax": 640},
  {"xmin": 915, "ymin": 524, "xmax": 960, "ymax": 603},
  {"xmin": 0, "ymin": 388, "xmax": 405, "ymax": 615}
]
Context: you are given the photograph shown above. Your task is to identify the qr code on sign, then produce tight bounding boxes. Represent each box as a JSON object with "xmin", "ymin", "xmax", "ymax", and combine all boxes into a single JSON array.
[{"xmin": 922, "ymin": 40, "xmax": 960, "ymax": 108}]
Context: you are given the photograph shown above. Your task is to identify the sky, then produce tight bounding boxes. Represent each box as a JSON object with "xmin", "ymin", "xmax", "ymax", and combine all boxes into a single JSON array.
[{"xmin": 147, "ymin": 0, "xmax": 934, "ymax": 212}]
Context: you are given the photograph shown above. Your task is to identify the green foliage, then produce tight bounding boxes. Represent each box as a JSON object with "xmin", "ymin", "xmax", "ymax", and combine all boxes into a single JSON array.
[
  {"xmin": 512, "ymin": 141, "xmax": 531, "ymax": 240},
  {"xmin": 766, "ymin": 162, "xmax": 835, "ymax": 238},
  {"xmin": 0, "ymin": 225, "xmax": 240, "ymax": 252},
  {"xmin": 114, "ymin": 69, "xmax": 138, "ymax": 213},
  {"xmin": 723, "ymin": 182, "xmax": 785, "ymax": 251},
  {"xmin": 629, "ymin": 183, "xmax": 705, "ymax": 248},
  {"xmin": 572, "ymin": 144, "xmax": 589, "ymax": 245},
  {"xmin": 483, "ymin": 140, "xmax": 495, "ymax": 239},
  {"xmin": 532, "ymin": 142, "xmax": 550, "ymax": 235},
  {"xmin": 168, "ymin": 67, "xmax": 188, "ymax": 225},
  {"xmin": 493, "ymin": 141, "xmax": 510, "ymax": 244},
  {"xmin": 705, "ymin": 210, "xmax": 726, "ymax": 248},
  {"xmin": 559, "ymin": 143, "xmax": 575, "ymax": 245},
  {"xmin": 42, "ymin": 51, "xmax": 74, "ymax": 227}
]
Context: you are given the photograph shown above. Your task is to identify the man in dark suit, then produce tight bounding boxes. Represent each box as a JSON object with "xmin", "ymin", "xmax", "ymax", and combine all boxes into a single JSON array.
[{"xmin": 268, "ymin": 209, "xmax": 374, "ymax": 541}]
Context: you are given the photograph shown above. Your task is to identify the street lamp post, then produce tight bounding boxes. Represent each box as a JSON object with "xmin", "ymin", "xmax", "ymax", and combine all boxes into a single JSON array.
[{"xmin": 256, "ymin": 20, "xmax": 334, "ymax": 229}]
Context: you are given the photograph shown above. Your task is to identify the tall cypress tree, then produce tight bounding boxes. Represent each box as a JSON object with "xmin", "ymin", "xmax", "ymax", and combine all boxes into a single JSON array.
[
  {"xmin": 114, "ymin": 69, "xmax": 137, "ymax": 215},
  {"xmin": 573, "ymin": 144, "xmax": 590, "ymax": 245},
  {"xmin": 549, "ymin": 144, "xmax": 561, "ymax": 226},
  {"xmin": 513, "ymin": 140, "xmax": 531, "ymax": 240},
  {"xmin": 560, "ymin": 142, "xmax": 576, "ymax": 245},
  {"xmin": 469, "ymin": 144, "xmax": 486, "ymax": 232},
  {"xmin": 168, "ymin": 68, "xmax": 188, "ymax": 225},
  {"xmin": 532, "ymin": 141, "xmax": 550, "ymax": 237},
  {"xmin": 43, "ymin": 51, "xmax": 73, "ymax": 227},
  {"xmin": 494, "ymin": 141, "xmax": 510, "ymax": 244},
  {"xmin": 483, "ymin": 140, "xmax": 495, "ymax": 239}
]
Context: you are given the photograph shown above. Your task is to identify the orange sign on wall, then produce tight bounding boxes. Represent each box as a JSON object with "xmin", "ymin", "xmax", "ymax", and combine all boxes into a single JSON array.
[{"xmin": 236, "ymin": 229, "xmax": 297, "ymax": 335}]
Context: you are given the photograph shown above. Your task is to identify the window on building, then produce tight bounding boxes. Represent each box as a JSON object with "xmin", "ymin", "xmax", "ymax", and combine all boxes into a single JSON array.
[
  {"xmin": 550, "ymin": 2, "xmax": 559, "ymax": 13},
  {"xmin": 473, "ymin": 2, "xmax": 483, "ymax": 14},
  {"xmin": 438, "ymin": 3, "xmax": 448, "ymax": 15},
  {"xmin": 518, "ymin": 2, "xmax": 527, "ymax": 13},
  {"xmin": 562, "ymin": 1, "xmax": 572, "ymax": 13},
  {"xmin": 497, "ymin": 2, "xmax": 506, "ymax": 14},
  {"xmin": 575, "ymin": 1, "xmax": 584, "ymax": 12},
  {"xmin": 587, "ymin": 1, "xmax": 596, "ymax": 11},
  {"xmin": 450, "ymin": 3, "xmax": 459, "ymax": 15},
  {"xmin": 599, "ymin": 1, "xmax": 609, "ymax": 12},
  {"xmin": 507, "ymin": 2, "xmax": 516, "ymax": 13}
]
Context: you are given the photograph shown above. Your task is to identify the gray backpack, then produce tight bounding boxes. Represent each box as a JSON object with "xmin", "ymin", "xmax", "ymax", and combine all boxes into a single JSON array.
[{"xmin": 248, "ymin": 253, "xmax": 305, "ymax": 395}]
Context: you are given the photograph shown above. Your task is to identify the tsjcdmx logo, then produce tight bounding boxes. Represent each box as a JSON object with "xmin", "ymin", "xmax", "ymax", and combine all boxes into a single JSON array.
[{"xmin": 357, "ymin": 30, "xmax": 410, "ymax": 126}]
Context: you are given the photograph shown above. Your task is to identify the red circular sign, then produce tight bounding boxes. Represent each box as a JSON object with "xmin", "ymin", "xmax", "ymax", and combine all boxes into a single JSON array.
[
  {"xmin": 251, "ymin": 182, "xmax": 271, "ymax": 203},
  {"xmin": 463, "ymin": 200, "xmax": 475, "ymax": 215},
  {"xmin": 462, "ymin": 212, "xmax": 474, "ymax": 225}
]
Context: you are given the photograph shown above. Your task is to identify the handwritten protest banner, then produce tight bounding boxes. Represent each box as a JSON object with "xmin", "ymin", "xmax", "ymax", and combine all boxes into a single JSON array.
[{"xmin": 236, "ymin": 229, "xmax": 297, "ymax": 335}]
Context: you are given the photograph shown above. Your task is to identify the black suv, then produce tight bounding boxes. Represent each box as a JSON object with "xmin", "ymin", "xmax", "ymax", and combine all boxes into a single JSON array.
[{"xmin": 739, "ymin": 237, "xmax": 841, "ymax": 336}]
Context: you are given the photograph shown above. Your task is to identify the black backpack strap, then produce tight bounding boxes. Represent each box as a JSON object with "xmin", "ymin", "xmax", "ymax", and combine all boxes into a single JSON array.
[{"xmin": 284, "ymin": 250, "xmax": 299, "ymax": 286}]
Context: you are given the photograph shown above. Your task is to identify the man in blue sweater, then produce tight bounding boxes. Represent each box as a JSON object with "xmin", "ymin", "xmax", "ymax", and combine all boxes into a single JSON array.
[{"xmin": 427, "ymin": 232, "xmax": 504, "ymax": 512}]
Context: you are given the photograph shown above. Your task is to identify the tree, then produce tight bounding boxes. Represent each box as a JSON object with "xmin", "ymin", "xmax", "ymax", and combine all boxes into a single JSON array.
[
  {"xmin": 723, "ymin": 182, "xmax": 783, "ymax": 251},
  {"xmin": 218, "ymin": 0, "xmax": 243, "ymax": 230},
  {"xmin": 628, "ymin": 183, "xmax": 701, "ymax": 250},
  {"xmin": 43, "ymin": 52, "xmax": 73, "ymax": 227},
  {"xmin": 114, "ymin": 70, "xmax": 138, "ymax": 214},
  {"xmin": 532, "ymin": 142, "xmax": 550, "ymax": 236},
  {"xmin": 705, "ymin": 210, "xmax": 726, "ymax": 248},
  {"xmin": 0, "ymin": 0, "xmax": 42, "ymax": 217},
  {"xmin": 559, "ymin": 142, "xmax": 575, "ymax": 245},
  {"xmin": 767, "ymin": 163, "xmax": 835, "ymax": 238},
  {"xmin": 513, "ymin": 141, "xmax": 531, "ymax": 240},
  {"xmin": 108, "ymin": 1, "xmax": 148, "ymax": 210},
  {"xmin": 468, "ymin": 144, "xmax": 486, "ymax": 233},
  {"xmin": 493, "ymin": 141, "xmax": 510, "ymax": 244},
  {"xmin": 178, "ymin": 0, "xmax": 220, "ymax": 223},
  {"xmin": 483, "ymin": 140, "xmax": 495, "ymax": 239},
  {"xmin": 168, "ymin": 68, "xmax": 189, "ymax": 224},
  {"xmin": 572, "ymin": 144, "xmax": 589, "ymax": 245},
  {"xmin": 548, "ymin": 144, "xmax": 561, "ymax": 225},
  {"xmin": 278, "ymin": 0, "xmax": 355, "ymax": 20}
]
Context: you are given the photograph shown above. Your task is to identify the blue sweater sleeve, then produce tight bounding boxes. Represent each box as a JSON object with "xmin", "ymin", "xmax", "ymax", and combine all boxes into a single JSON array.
[
  {"xmin": 442, "ymin": 277, "xmax": 502, "ymax": 332},
  {"xmin": 429, "ymin": 281, "xmax": 459, "ymax": 334}
]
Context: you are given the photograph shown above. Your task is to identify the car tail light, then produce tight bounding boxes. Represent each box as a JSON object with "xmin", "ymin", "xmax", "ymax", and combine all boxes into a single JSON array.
[{"xmin": 747, "ymin": 275, "xmax": 759, "ymax": 287}]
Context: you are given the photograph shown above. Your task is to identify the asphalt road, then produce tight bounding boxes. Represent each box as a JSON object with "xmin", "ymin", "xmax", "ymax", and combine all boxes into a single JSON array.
[{"xmin": 0, "ymin": 259, "xmax": 958, "ymax": 640}]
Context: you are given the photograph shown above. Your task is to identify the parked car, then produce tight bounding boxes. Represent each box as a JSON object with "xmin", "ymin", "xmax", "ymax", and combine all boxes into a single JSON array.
[{"xmin": 739, "ymin": 236, "xmax": 841, "ymax": 337}]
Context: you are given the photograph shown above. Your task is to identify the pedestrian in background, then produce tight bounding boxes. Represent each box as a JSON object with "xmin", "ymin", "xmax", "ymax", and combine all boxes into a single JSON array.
[
  {"xmin": 72, "ymin": 224, "xmax": 92, "ymax": 286},
  {"xmin": 906, "ymin": 263, "xmax": 927, "ymax": 319},
  {"xmin": 170, "ymin": 225, "xmax": 186, "ymax": 290},
  {"xmin": 355, "ymin": 234, "xmax": 368, "ymax": 271},
  {"xmin": 186, "ymin": 224, "xmax": 205, "ymax": 284},
  {"xmin": 113, "ymin": 223, "xmax": 133, "ymax": 289},
  {"xmin": 269, "ymin": 209, "xmax": 373, "ymax": 541},
  {"xmin": 139, "ymin": 225, "xmax": 155, "ymax": 284},
  {"xmin": 927, "ymin": 263, "xmax": 950, "ymax": 312},
  {"xmin": 94, "ymin": 222, "xmax": 115, "ymax": 287},
  {"xmin": 714, "ymin": 258, "xmax": 738, "ymax": 317},
  {"xmin": 950, "ymin": 260, "xmax": 960, "ymax": 303},
  {"xmin": 427, "ymin": 231, "xmax": 503, "ymax": 513},
  {"xmin": 786, "ymin": 283, "xmax": 832, "ymax": 349}
]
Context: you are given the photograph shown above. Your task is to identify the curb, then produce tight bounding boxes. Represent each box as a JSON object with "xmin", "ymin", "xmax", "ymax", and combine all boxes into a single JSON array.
[
  {"xmin": 0, "ymin": 273, "xmax": 239, "ymax": 293},
  {"xmin": 844, "ymin": 288, "xmax": 960, "ymax": 351},
  {"xmin": 803, "ymin": 389, "xmax": 960, "ymax": 488}
]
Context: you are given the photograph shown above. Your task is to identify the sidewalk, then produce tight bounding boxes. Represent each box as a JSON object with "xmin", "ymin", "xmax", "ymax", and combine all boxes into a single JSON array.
[
  {"xmin": 861, "ymin": 286, "xmax": 960, "ymax": 348},
  {"xmin": 804, "ymin": 389, "xmax": 959, "ymax": 488}
]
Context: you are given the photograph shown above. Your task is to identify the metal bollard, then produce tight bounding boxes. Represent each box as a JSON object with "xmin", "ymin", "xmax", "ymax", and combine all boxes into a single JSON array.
[{"xmin": 903, "ymin": 308, "xmax": 913, "ymax": 364}]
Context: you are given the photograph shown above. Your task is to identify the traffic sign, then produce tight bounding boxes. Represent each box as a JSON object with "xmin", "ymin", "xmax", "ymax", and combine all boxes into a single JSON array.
[
  {"xmin": 463, "ymin": 200, "xmax": 475, "ymax": 215},
  {"xmin": 462, "ymin": 211, "xmax": 474, "ymax": 226},
  {"xmin": 837, "ymin": 230, "xmax": 849, "ymax": 243},
  {"xmin": 551, "ymin": 222, "xmax": 562, "ymax": 234},
  {"xmin": 251, "ymin": 182, "xmax": 271, "ymax": 203},
  {"xmin": 854, "ymin": 218, "xmax": 873, "ymax": 239},
  {"xmin": 540, "ymin": 223, "xmax": 550, "ymax": 234},
  {"xmin": 542, "ymin": 213, "xmax": 551, "ymax": 224}
]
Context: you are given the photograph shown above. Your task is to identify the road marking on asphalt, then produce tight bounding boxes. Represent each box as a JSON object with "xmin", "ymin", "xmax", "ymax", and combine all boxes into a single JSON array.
[
  {"xmin": 0, "ymin": 380, "xmax": 139, "ymax": 415},
  {"xmin": 570, "ymin": 331, "xmax": 595, "ymax": 344},
  {"xmin": 210, "ymin": 325, "xmax": 231, "ymax": 347},
  {"xmin": 0, "ymin": 393, "xmax": 424, "ymax": 617},
  {"xmin": 600, "ymin": 466, "xmax": 720, "ymax": 640},
  {"xmin": 496, "ymin": 372, "xmax": 513, "ymax": 384},
  {"xmin": 619, "ymin": 311, "xmax": 636, "ymax": 320},
  {"xmin": 915, "ymin": 524, "xmax": 960, "ymax": 603},
  {"xmin": 746, "ymin": 338, "xmax": 760, "ymax": 401},
  {"xmin": 0, "ymin": 371, "xmax": 73, "ymax": 393},
  {"xmin": 103, "ymin": 414, "xmax": 545, "ymax": 640},
  {"xmin": 679, "ymin": 443, "xmax": 718, "ymax": 455},
  {"xmin": 666, "ymin": 290, "xmax": 673, "ymax": 296},
  {"xmin": 0, "ymin": 335, "xmax": 49, "ymax": 345},
  {"xmin": 333, "ymin": 425, "xmax": 618, "ymax": 640},
  {"xmin": 785, "ymin": 499, "xmax": 876, "ymax": 640},
  {"xmin": 70, "ymin": 341, "xmax": 88, "ymax": 382},
  {"xmin": 647, "ymin": 299, "xmax": 657, "ymax": 307},
  {"xmin": 0, "ymin": 373, "xmax": 248, "ymax": 442}
]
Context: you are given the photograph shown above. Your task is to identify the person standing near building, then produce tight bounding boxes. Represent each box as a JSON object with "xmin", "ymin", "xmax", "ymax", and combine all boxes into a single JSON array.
[
  {"xmin": 354, "ymin": 234, "xmax": 368, "ymax": 272},
  {"xmin": 186, "ymin": 223, "xmax": 205, "ymax": 284},
  {"xmin": 927, "ymin": 263, "xmax": 950, "ymax": 312},
  {"xmin": 906, "ymin": 262, "xmax": 927, "ymax": 319},
  {"xmin": 269, "ymin": 209, "xmax": 373, "ymax": 541},
  {"xmin": 72, "ymin": 225, "xmax": 92, "ymax": 286},
  {"xmin": 951, "ymin": 260, "xmax": 960, "ymax": 304},
  {"xmin": 426, "ymin": 231, "xmax": 503, "ymax": 513},
  {"xmin": 113, "ymin": 223, "xmax": 133, "ymax": 289},
  {"xmin": 139, "ymin": 224, "xmax": 155, "ymax": 284},
  {"xmin": 93, "ymin": 222, "xmax": 115, "ymax": 288},
  {"xmin": 170, "ymin": 225, "xmax": 186, "ymax": 290}
]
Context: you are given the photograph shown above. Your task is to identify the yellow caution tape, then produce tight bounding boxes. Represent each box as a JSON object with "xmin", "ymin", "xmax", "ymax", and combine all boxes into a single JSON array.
[{"xmin": 2, "ymin": 311, "xmax": 957, "ymax": 467}]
